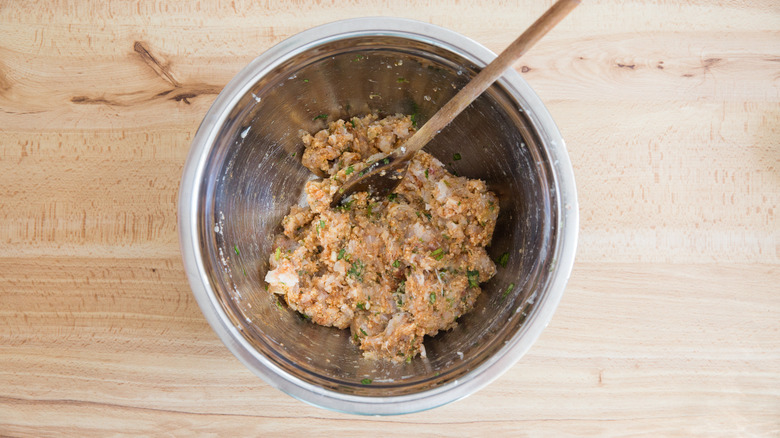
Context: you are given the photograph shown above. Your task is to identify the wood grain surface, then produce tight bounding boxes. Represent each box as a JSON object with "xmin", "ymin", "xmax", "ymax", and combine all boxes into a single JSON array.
[{"xmin": 1, "ymin": 0, "xmax": 778, "ymax": 436}]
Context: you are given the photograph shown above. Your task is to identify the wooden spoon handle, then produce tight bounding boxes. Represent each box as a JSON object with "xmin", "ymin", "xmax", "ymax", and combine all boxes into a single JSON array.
[{"xmin": 398, "ymin": 0, "xmax": 580, "ymax": 158}]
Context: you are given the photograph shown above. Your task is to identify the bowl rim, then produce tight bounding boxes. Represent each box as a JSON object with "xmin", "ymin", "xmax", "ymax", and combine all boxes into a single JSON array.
[{"xmin": 178, "ymin": 16, "xmax": 579, "ymax": 416}]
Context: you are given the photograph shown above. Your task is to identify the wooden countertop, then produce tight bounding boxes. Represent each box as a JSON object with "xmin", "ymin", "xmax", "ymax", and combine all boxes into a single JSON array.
[{"xmin": 1, "ymin": 1, "xmax": 778, "ymax": 435}]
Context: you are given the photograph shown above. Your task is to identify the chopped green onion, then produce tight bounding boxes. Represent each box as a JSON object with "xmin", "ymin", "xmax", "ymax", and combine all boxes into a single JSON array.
[
  {"xmin": 345, "ymin": 165, "xmax": 354, "ymax": 175},
  {"xmin": 453, "ymin": 153, "xmax": 462, "ymax": 161},
  {"xmin": 388, "ymin": 193, "xmax": 398, "ymax": 202},
  {"xmin": 360, "ymin": 328, "xmax": 368, "ymax": 336},
  {"xmin": 274, "ymin": 247, "xmax": 281, "ymax": 261},
  {"xmin": 234, "ymin": 245, "xmax": 240, "ymax": 255},
  {"xmin": 337, "ymin": 248, "xmax": 346, "ymax": 260},
  {"xmin": 431, "ymin": 248, "xmax": 444, "ymax": 260},
  {"xmin": 303, "ymin": 79, "xmax": 309, "ymax": 83},
  {"xmin": 503, "ymin": 283, "xmax": 515, "ymax": 299},
  {"xmin": 313, "ymin": 113, "xmax": 328, "ymax": 121},
  {"xmin": 424, "ymin": 169, "xmax": 429, "ymax": 179},
  {"xmin": 467, "ymin": 269, "xmax": 479, "ymax": 288},
  {"xmin": 392, "ymin": 260, "xmax": 400, "ymax": 268},
  {"xmin": 336, "ymin": 199, "xmax": 353, "ymax": 211},
  {"xmin": 361, "ymin": 378, "xmax": 372, "ymax": 385},
  {"xmin": 429, "ymin": 292, "xmax": 436, "ymax": 304},
  {"xmin": 367, "ymin": 202, "xmax": 378, "ymax": 217},
  {"xmin": 498, "ymin": 252, "xmax": 509, "ymax": 267},
  {"xmin": 356, "ymin": 302, "xmax": 365, "ymax": 310},
  {"xmin": 348, "ymin": 260, "xmax": 365, "ymax": 281}
]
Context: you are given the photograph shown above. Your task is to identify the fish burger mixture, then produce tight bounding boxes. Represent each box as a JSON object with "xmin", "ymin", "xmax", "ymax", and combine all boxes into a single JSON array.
[{"xmin": 265, "ymin": 113, "xmax": 499, "ymax": 362}]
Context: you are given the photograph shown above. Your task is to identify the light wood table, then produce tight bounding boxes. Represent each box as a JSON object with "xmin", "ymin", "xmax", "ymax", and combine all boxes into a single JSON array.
[{"xmin": 2, "ymin": 1, "xmax": 778, "ymax": 435}]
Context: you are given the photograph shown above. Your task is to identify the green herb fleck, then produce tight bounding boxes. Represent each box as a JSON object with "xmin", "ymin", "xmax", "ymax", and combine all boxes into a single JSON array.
[
  {"xmin": 276, "ymin": 299, "xmax": 283, "ymax": 310},
  {"xmin": 345, "ymin": 165, "xmax": 354, "ymax": 175},
  {"xmin": 353, "ymin": 54, "xmax": 364, "ymax": 62},
  {"xmin": 429, "ymin": 292, "xmax": 436, "ymax": 304},
  {"xmin": 234, "ymin": 245, "xmax": 240, "ymax": 256},
  {"xmin": 243, "ymin": 267, "xmax": 247, "ymax": 276},
  {"xmin": 313, "ymin": 113, "xmax": 328, "ymax": 121},
  {"xmin": 424, "ymin": 169, "xmax": 429, "ymax": 179},
  {"xmin": 453, "ymin": 153, "xmax": 462, "ymax": 161},
  {"xmin": 348, "ymin": 260, "xmax": 365, "ymax": 281},
  {"xmin": 356, "ymin": 302, "xmax": 365, "ymax": 310},
  {"xmin": 274, "ymin": 247, "xmax": 281, "ymax": 261},
  {"xmin": 303, "ymin": 79, "xmax": 309, "ymax": 83},
  {"xmin": 467, "ymin": 269, "xmax": 479, "ymax": 288},
  {"xmin": 406, "ymin": 356, "xmax": 412, "ymax": 363},
  {"xmin": 382, "ymin": 158, "xmax": 390, "ymax": 165},
  {"xmin": 392, "ymin": 259, "xmax": 400, "ymax": 268},
  {"xmin": 367, "ymin": 202, "xmax": 378, "ymax": 217},
  {"xmin": 388, "ymin": 193, "xmax": 398, "ymax": 202},
  {"xmin": 498, "ymin": 252, "xmax": 510, "ymax": 268},
  {"xmin": 291, "ymin": 152, "xmax": 296, "ymax": 157},
  {"xmin": 503, "ymin": 283, "xmax": 515, "ymax": 299},
  {"xmin": 431, "ymin": 248, "xmax": 444, "ymax": 260},
  {"xmin": 317, "ymin": 219, "xmax": 325, "ymax": 233},
  {"xmin": 396, "ymin": 77, "xmax": 409, "ymax": 83},
  {"xmin": 396, "ymin": 280, "xmax": 406, "ymax": 294},
  {"xmin": 410, "ymin": 112, "xmax": 418, "ymax": 128},
  {"xmin": 336, "ymin": 199, "xmax": 353, "ymax": 212},
  {"xmin": 361, "ymin": 378, "xmax": 372, "ymax": 385},
  {"xmin": 423, "ymin": 211, "xmax": 432, "ymax": 220},
  {"xmin": 349, "ymin": 119, "xmax": 356, "ymax": 127},
  {"xmin": 360, "ymin": 328, "xmax": 368, "ymax": 336},
  {"xmin": 353, "ymin": 333, "xmax": 359, "ymax": 342},
  {"xmin": 337, "ymin": 248, "xmax": 347, "ymax": 260}
]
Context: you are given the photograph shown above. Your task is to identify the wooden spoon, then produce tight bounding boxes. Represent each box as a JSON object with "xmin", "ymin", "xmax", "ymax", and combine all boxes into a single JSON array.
[{"xmin": 330, "ymin": 0, "xmax": 579, "ymax": 207}]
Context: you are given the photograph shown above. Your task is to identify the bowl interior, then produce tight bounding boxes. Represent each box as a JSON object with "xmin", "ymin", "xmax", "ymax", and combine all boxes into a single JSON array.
[{"xmin": 197, "ymin": 34, "xmax": 558, "ymax": 397}]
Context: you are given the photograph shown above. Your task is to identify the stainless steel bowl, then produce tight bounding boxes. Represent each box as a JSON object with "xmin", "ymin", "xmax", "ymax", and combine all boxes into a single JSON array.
[{"xmin": 179, "ymin": 17, "xmax": 578, "ymax": 415}]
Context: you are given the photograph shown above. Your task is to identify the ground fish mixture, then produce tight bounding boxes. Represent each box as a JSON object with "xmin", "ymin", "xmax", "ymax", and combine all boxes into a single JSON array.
[{"xmin": 265, "ymin": 114, "xmax": 499, "ymax": 362}]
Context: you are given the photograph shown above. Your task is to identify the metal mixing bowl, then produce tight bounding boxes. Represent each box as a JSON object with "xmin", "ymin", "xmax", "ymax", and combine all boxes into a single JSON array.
[{"xmin": 179, "ymin": 17, "xmax": 578, "ymax": 415}]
